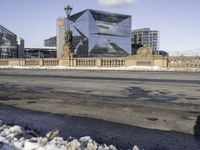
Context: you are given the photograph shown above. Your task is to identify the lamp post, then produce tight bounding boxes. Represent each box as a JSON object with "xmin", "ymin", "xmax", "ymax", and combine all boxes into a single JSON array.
[
  {"xmin": 64, "ymin": 5, "xmax": 72, "ymax": 32},
  {"xmin": 62, "ymin": 4, "xmax": 74, "ymax": 65}
]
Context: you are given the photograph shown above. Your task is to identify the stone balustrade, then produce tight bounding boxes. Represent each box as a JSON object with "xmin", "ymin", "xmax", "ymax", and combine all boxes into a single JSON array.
[
  {"xmin": 74, "ymin": 57, "xmax": 125, "ymax": 67},
  {"xmin": 25, "ymin": 59, "xmax": 40, "ymax": 66},
  {"xmin": 75, "ymin": 58, "xmax": 96, "ymax": 67},
  {"xmin": 1, "ymin": 56, "xmax": 200, "ymax": 70},
  {"xmin": 0, "ymin": 60, "xmax": 9, "ymax": 66},
  {"xmin": 168, "ymin": 56, "xmax": 200, "ymax": 68},
  {"xmin": 0, "ymin": 58, "xmax": 59, "ymax": 67},
  {"xmin": 43, "ymin": 59, "xmax": 59, "ymax": 66},
  {"xmin": 101, "ymin": 58, "xmax": 125, "ymax": 67}
]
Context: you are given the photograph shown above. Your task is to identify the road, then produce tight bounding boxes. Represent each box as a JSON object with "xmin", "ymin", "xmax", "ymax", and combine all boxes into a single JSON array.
[{"xmin": 0, "ymin": 69, "xmax": 200, "ymax": 149}]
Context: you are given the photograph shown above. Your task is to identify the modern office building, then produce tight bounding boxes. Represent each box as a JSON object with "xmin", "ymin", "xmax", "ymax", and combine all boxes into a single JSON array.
[
  {"xmin": 132, "ymin": 28, "xmax": 159, "ymax": 53},
  {"xmin": 0, "ymin": 25, "xmax": 24, "ymax": 58},
  {"xmin": 57, "ymin": 9, "xmax": 132, "ymax": 57},
  {"xmin": 44, "ymin": 36, "xmax": 57, "ymax": 47},
  {"xmin": 0, "ymin": 25, "xmax": 17, "ymax": 58}
]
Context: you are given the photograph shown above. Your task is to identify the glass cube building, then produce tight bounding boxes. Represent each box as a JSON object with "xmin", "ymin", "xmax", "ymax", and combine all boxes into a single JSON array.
[{"xmin": 64, "ymin": 9, "xmax": 131, "ymax": 57}]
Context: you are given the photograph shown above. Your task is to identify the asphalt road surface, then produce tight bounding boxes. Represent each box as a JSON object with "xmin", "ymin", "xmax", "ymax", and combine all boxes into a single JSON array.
[{"xmin": 0, "ymin": 69, "xmax": 200, "ymax": 149}]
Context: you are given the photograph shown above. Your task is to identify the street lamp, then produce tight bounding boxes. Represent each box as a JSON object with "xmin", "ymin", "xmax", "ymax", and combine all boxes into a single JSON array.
[
  {"xmin": 64, "ymin": 5, "xmax": 72, "ymax": 18},
  {"xmin": 64, "ymin": 5, "xmax": 72, "ymax": 32},
  {"xmin": 62, "ymin": 4, "xmax": 74, "ymax": 60}
]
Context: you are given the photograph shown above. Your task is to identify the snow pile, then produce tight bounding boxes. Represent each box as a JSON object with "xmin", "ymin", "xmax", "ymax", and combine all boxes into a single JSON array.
[
  {"xmin": 0, "ymin": 66, "xmax": 68, "ymax": 70},
  {"xmin": 0, "ymin": 120, "xmax": 140, "ymax": 150},
  {"xmin": 0, "ymin": 65, "xmax": 166, "ymax": 71},
  {"xmin": 1, "ymin": 65, "xmax": 200, "ymax": 72}
]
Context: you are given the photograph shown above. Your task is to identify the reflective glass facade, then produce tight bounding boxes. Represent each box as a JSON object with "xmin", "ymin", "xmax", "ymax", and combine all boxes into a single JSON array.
[
  {"xmin": 44, "ymin": 36, "xmax": 57, "ymax": 47},
  {"xmin": 25, "ymin": 47, "xmax": 57, "ymax": 58},
  {"xmin": 0, "ymin": 25, "xmax": 17, "ymax": 58},
  {"xmin": 68, "ymin": 9, "xmax": 131, "ymax": 57}
]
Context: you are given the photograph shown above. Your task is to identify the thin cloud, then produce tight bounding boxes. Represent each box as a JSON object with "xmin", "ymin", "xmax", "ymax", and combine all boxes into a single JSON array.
[{"xmin": 99, "ymin": 0, "xmax": 137, "ymax": 7}]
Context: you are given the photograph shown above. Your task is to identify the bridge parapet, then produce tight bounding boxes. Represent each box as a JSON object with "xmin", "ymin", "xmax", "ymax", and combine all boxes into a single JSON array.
[{"xmin": 168, "ymin": 56, "xmax": 200, "ymax": 68}]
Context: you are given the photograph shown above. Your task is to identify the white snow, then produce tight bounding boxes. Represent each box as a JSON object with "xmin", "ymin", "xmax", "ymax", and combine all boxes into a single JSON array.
[
  {"xmin": 133, "ymin": 145, "xmax": 140, "ymax": 150},
  {"xmin": 1, "ymin": 65, "xmax": 200, "ymax": 72},
  {"xmin": 10, "ymin": 126, "xmax": 24, "ymax": 135},
  {"xmin": 0, "ymin": 65, "xmax": 166, "ymax": 71},
  {"xmin": 0, "ymin": 120, "xmax": 140, "ymax": 150},
  {"xmin": 0, "ymin": 66, "xmax": 68, "ymax": 70}
]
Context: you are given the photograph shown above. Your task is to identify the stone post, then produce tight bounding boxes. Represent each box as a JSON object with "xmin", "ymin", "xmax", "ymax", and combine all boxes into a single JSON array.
[
  {"xmin": 96, "ymin": 58, "xmax": 102, "ymax": 67},
  {"xmin": 39, "ymin": 59, "xmax": 43, "ymax": 66}
]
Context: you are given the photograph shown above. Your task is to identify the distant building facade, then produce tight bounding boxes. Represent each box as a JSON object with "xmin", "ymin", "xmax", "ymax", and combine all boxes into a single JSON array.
[
  {"xmin": 56, "ymin": 9, "xmax": 132, "ymax": 58},
  {"xmin": 44, "ymin": 36, "xmax": 57, "ymax": 47},
  {"xmin": 17, "ymin": 37, "xmax": 25, "ymax": 58},
  {"xmin": 0, "ymin": 25, "xmax": 24, "ymax": 58},
  {"xmin": 132, "ymin": 28, "xmax": 159, "ymax": 54},
  {"xmin": 0, "ymin": 25, "xmax": 17, "ymax": 58},
  {"xmin": 25, "ymin": 46, "xmax": 57, "ymax": 58}
]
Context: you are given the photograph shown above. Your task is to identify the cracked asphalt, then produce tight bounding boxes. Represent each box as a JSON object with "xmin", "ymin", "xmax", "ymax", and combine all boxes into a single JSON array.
[{"xmin": 0, "ymin": 69, "xmax": 200, "ymax": 149}]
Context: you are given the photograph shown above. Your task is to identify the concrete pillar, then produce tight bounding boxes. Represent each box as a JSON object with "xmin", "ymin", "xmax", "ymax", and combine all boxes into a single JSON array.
[
  {"xmin": 59, "ymin": 58, "xmax": 70, "ymax": 67},
  {"xmin": 73, "ymin": 58, "xmax": 77, "ymax": 67},
  {"xmin": 39, "ymin": 59, "xmax": 43, "ymax": 66},
  {"xmin": 19, "ymin": 58, "xmax": 26, "ymax": 66},
  {"xmin": 96, "ymin": 58, "xmax": 102, "ymax": 67}
]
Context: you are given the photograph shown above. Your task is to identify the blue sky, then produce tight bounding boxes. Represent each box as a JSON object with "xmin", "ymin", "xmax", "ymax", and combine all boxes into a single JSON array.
[{"xmin": 1, "ymin": 0, "xmax": 200, "ymax": 55}]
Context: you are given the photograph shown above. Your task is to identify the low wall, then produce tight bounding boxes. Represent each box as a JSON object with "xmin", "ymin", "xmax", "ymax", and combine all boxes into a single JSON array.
[
  {"xmin": 168, "ymin": 56, "xmax": 200, "ymax": 68},
  {"xmin": 0, "ymin": 58, "xmax": 59, "ymax": 67},
  {"xmin": 0, "ymin": 60, "xmax": 9, "ymax": 66},
  {"xmin": 0, "ymin": 56, "xmax": 200, "ymax": 70},
  {"xmin": 125, "ymin": 55, "xmax": 168, "ymax": 68},
  {"xmin": 75, "ymin": 58, "xmax": 97, "ymax": 67}
]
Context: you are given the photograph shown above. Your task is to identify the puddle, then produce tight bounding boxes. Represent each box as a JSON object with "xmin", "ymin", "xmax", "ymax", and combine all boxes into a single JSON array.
[
  {"xmin": 27, "ymin": 101, "xmax": 37, "ymax": 104},
  {"xmin": 0, "ymin": 84, "xmax": 52, "ymax": 95},
  {"xmin": 22, "ymin": 87, "xmax": 52, "ymax": 94},
  {"xmin": 186, "ymin": 97, "xmax": 199, "ymax": 100},
  {"xmin": 85, "ymin": 91, "xmax": 92, "ymax": 93},
  {"xmin": 0, "ymin": 96, "xmax": 21, "ymax": 101},
  {"xmin": 0, "ymin": 84, "xmax": 20, "ymax": 92},
  {"xmin": 177, "ymin": 94, "xmax": 186, "ymax": 96},
  {"xmin": 146, "ymin": 118, "xmax": 158, "ymax": 121},
  {"xmin": 151, "ymin": 96, "xmax": 176, "ymax": 102},
  {"xmin": 127, "ymin": 87, "xmax": 151, "ymax": 99},
  {"xmin": 188, "ymin": 111, "xmax": 200, "ymax": 114},
  {"xmin": 159, "ymin": 92, "xmax": 170, "ymax": 95},
  {"xmin": 127, "ymin": 87, "xmax": 176, "ymax": 102}
]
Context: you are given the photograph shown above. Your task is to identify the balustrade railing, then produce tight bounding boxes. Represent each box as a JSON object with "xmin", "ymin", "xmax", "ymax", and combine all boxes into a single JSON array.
[{"xmin": 168, "ymin": 56, "xmax": 200, "ymax": 68}]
